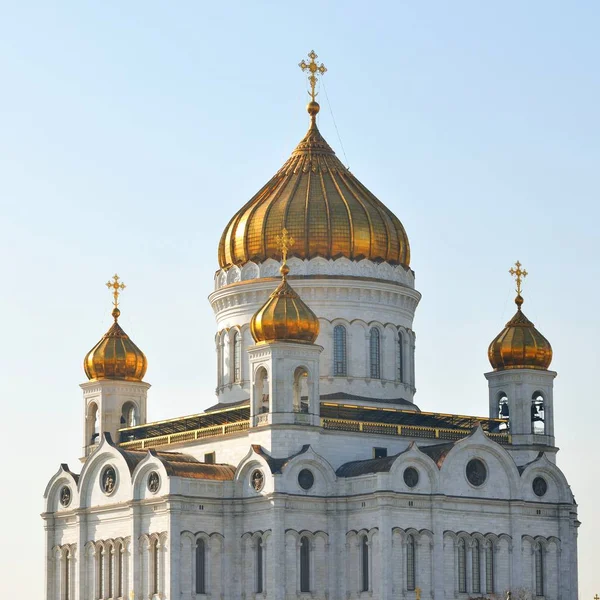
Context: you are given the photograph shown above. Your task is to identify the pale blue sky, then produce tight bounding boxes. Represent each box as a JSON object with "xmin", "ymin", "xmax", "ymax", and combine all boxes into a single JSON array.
[{"xmin": 1, "ymin": 1, "xmax": 598, "ymax": 596}]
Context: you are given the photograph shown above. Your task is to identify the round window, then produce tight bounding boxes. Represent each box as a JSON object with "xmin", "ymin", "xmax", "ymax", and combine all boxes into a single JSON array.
[
  {"xmin": 147, "ymin": 471, "xmax": 160, "ymax": 494},
  {"xmin": 251, "ymin": 469, "xmax": 265, "ymax": 492},
  {"xmin": 403, "ymin": 467, "xmax": 419, "ymax": 488},
  {"xmin": 59, "ymin": 486, "xmax": 72, "ymax": 507},
  {"xmin": 298, "ymin": 469, "xmax": 315, "ymax": 490},
  {"xmin": 466, "ymin": 459, "xmax": 487, "ymax": 487},
  {"xmin": 100, "ymin": 465, "xmax": 117, "ymax": 495},
  {"xmin": 532, "ymin": 476, "xmax": 548, "ymax": 497}
]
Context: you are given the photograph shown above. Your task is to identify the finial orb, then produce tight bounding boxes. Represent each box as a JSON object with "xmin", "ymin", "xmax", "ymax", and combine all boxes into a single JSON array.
[
  {"xmin": 307, "ymin": 101, "xmax": 320, "ymax": 116},
  {"xmin": 280, "ymin": 264, "xmax": 290, "ymax": 277},
  {"xmin": 515, "ymin": 294, "xmax": 524, "ymax": 308},
  {"xmin": 112, "ymin": 307, "xmax": 121, "ymax": 320}
]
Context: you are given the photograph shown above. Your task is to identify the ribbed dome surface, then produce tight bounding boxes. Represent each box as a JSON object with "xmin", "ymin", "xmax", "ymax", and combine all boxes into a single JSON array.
[
  {"xmin": 218, "ymin": 117, "xmax": 410, "ymax": 269},
  {"xmin": 250, "ymin": 268, "xmax": 320, "ymax": 344},
  {"xmin": 488, "ymin": 297, "xmax": 552, "ymax": 371},
  {"xmin": 84, "ymin": 310, "xmax": 148, "ymax": 381}
]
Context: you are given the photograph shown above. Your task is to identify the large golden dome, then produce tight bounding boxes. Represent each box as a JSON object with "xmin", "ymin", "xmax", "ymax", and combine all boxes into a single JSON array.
[
  {"xmin": 218, "ymin": 103, "xmax": 410, "ymax": 269},
  {"xmin": 488, "ymin": 294, "xmax": 553, "ymax": 371},
  {"xmin": 251, "ymin": 261, "xmax": 320, "ymax": 344}
]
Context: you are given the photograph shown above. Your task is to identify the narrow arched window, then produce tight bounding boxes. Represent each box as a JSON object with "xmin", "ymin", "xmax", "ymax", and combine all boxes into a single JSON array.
[
  {"xmin": 472, "ymin": 539, "xmax": 481, "ymax": 593},
  {"xmin": 118, "ymin": 545, "xmax": 124, "ymax": 598},
  {"xmin": 486, "ymin": 541, "xmax": 494, "ymax": 593},
  {"xmin": 233, "ymin": 331, "xmax": 242, "ymax": 383},
  {"xmin": 498, "ymin": 394, "xmax": 509, "ymax": 431},
  {"xmin": 108, "ymin": 545, "xmax": 114, "ymax": 599},
  {"xmin": 360, "ymin": 535, "xmax": 369, "ymax": 592},
  {"xmin": 333, "ymin": 325, "xmax": 347, "ymax": 376},
  {"xmin": 64, "ymin": 549, "xmax": 70, "ymax": 600},
  {"xmin": 532, "ymin": 394, "xmax": 546, "ymax": 434},
  {"xmin": 458, "ymin": 538, "xmax": 467, "ymax": 593},
  {"xmin": 406, "ymin": 534, "xmax": 416, "ymax": 591},
  {"xmin": 152, "ymin": 539, "xmax": 159, "ymax": 595},
  {"xmin": 369, "ymin": 328, "xmax": 381, "ymax": 379},
  {"xmin": 397, "ymin": 331, "xmax": 404, "ymax": 382},
  {"xmin": 196, "ymin": 538, "xmax": 206, "ymax": 594},
  {"xmin": 217, "ymin": 337, "xmax": 223, "ymax": 387},
  {"xmin": 300, "ymin": 536, "xmax": 310, "ymax": 592},
  {"xmin": 97, "ymin": 548, "xmax": 104, "ymax": 599},
  {"xmin": 534, "ymin": 543, "xmax": 544, "ymax": 597},
  {"xmin": 256, "ymin": 539, "xmax": 264, "ymax": 593}
]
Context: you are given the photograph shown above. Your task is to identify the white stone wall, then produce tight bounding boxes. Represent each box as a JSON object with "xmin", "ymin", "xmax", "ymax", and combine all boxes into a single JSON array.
[{"xmin": 43, "ymin": 428, "xmax": 578, "ymax": 600}]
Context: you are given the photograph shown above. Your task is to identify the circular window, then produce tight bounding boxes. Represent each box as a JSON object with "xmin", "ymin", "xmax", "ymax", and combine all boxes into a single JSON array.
[
  {"xmin": 100, "ymin": 465, "xmax": 117, "ymax": 495},
  {"xmin": 533, "ymin": 476, "xmax": 548, "ymax": 497},
  {"xmin": 298, "ymin": 469, "xmax": 315, "ymax": 490},
  {"xmin": 251, "ymin": 469, "xmax": 265, "ymax": 492},
  {"xmin": 466, "ymin": 459, "xmax": 487, "ymax": 487},
  {"xmin": 403, "ymin": 467, "xmax": 419, "ymax": 488},
  {"xmin": 59, "ymin": 486, "xmax": 72, "ymax": 507},
  {"xmin": 147, "ymin": 471, "xmax": 160, "ymax": 494}
]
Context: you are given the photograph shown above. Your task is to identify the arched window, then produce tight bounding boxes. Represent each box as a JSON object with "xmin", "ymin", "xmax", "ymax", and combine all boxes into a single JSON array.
[
  {"xmin": 485, "ymin": 541, "xmax": 494, "ymax": 593},
  {"xmin": 472, "ymin": 539, "xmax": 481, "ymax": 593},
  {"xmin": 397, "ymin": 331, "xmax": 404, "ymax": 382},
  {"xmin": 118, "ymin": 545, "xmax": 124, "ymax": 598},
  {"xmin": 498, "ymin": 394, "xmax": 509, "ymax": 431},
  {"xmin": 457, "ymin": 538, "xmax": 467, "ymax": 593},
  {"xmin": 532, "ymin": 393, "xmax": 546, "ymax": 434},
  {"xmin": 300, "ymin": 536, "xmax": 310, "ymax": 592},
  {"xmin": 534, "ymin": 543, "xmax": 544, "ymax": 597},
  {"xmin": 152, "ymin": 539, "xmax": 159, "ymax": 596},
  {"xmin": 88, "ymin": 403, "xmax": 99, "ymax": 445},
  {"xmin": 256, "ymin": 539, "xmax": 264, "ymax": 593},
  {"xmin": 233, "ymin": 331, "xmax": 242, "ymax": 383},
  {"xmin": 121, "ymin": 402, "xmax": 138, "ymax": 428},
  {"xmin": 369, "ymin": 328, "xmax": 381, "ymax": 379},
  {"xmin": 255, "ymin": 367, "xmax": 269, "ymax": 415},
  {"xmin": 293, "ymin": 367, "xmax": 309, "ymax": 413},
  {"xmin": 97, "ymin": 547, "xmax": 104, "ymax": 599},
  {"xmin": 333, "ymin": 325, "xmax": 347, "ymax": 376},
  {"xmin": 108, "ymin": 544, "xmax": 114, "ymax": 599},
  {"xmin": 360, "ymin": 535, "xmax": 369, "ymax": 592},
  {"xmin": 406, "ymin": 534, "xmax": 416, "ymax": 591},
  {"xmin": 217, "ymin": 335, "xmax": 224, "ymax": 388},
  {"xmin": 196, "ymin": 538, "xmax": 206, "ymax": 594},
  {"xmin": 64, "ymin": 549, "xmax": 70, "ymax": 600}
]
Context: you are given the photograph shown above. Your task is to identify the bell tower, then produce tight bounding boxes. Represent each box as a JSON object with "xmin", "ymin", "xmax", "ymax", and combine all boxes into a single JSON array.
[
  {"xmin": 247, "ymin": 230, "xmax": 323, "ymax": 429},
  {"xmin": 485, "ymin": 262, "xmax": 556, "ymax": 458},
  {"xmin": 81, "ymin": 275, "xmax": 150, "ymax": 457}
]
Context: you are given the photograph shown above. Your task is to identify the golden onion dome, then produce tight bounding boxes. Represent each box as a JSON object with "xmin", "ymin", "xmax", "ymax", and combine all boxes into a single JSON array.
[
  {"xmin": 84, "ymin": 275, "xmax": 148, "ymax": 382},
  {"xmin": 218, "ymin": 101, "xmax": 410, "ymax": 269},
  {"xmin": 488, "ymin": 294, "xmax": 553, "ymax": 371},
  {"xmin": 84, "ymin": 307, "xmax": 148, "ymax": 381},
  {"xmin": 251, "ymin": 262, "xmax": 320, "ymax": 344}
]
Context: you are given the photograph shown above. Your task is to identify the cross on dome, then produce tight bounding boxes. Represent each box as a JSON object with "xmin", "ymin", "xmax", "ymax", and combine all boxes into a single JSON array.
[
  {"xmin": 509, "ymin": 261, "xmax": 527, "ymax": 296},
  {"xmin": 106, "ymin": 274, "xmax": 126, "ymax": 308},
  {"xmin": 299, "ymin": 50, "xmax": 327, "ymax": 102}
]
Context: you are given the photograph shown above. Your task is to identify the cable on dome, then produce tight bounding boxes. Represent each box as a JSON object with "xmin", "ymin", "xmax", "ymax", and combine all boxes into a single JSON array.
[{"xmin": 321, "ymin": 79, "xmax": 350, "ymax": 170}]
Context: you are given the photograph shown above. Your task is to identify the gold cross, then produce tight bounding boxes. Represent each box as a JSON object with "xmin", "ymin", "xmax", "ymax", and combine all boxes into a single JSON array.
[
  {"xmin": 106, "ymin": 274, "xmax": 126, "ymax": 308},
  {"xmin": 509, "ymin": 260, "xmax": 528, "ymax": 295},
  {"xmin": 299, "ymin": 50, "xmax": 327, "ymax": 102},
  {"xmin": 593, "ymin": 595, "xmax": 599, "ymax": 600},
  {"xmin": 415, "ymin": 587, "xmax": 421, "ymax": 600},
  {"xmin": 276, "ymin": 228, "xmax": 295, "ymax": 264}
]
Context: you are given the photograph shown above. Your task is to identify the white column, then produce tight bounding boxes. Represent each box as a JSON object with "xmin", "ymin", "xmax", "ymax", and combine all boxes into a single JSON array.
[
  {"xmin": 271, "ymin": 502, "xmax": 286, "ymax": 600},
  {"xmin": 379, "ymin": 507, "xmax": 392, "ymax": 600}
]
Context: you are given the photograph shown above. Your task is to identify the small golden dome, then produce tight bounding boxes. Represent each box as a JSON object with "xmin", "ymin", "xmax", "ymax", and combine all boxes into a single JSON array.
[
  {"xmin": 218, "ymin": 109, "xmax": 410, "ymax": 269},
  {"xmin": 250, "ymin": 265, "xmax": 320, "ymax": 344},
  {"xmin": 488, "ymin": 295, "xmax": 553, "ymax": 371},
  {"xmin": 84, "ymin": 276, "xmax": 148, "ymax": 382}
]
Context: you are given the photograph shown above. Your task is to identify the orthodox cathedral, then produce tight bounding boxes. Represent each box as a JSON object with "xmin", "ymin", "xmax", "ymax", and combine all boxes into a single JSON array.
[{"xmin": 43, "ymin": 52, "xmax": 579, "ymax": 600}]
